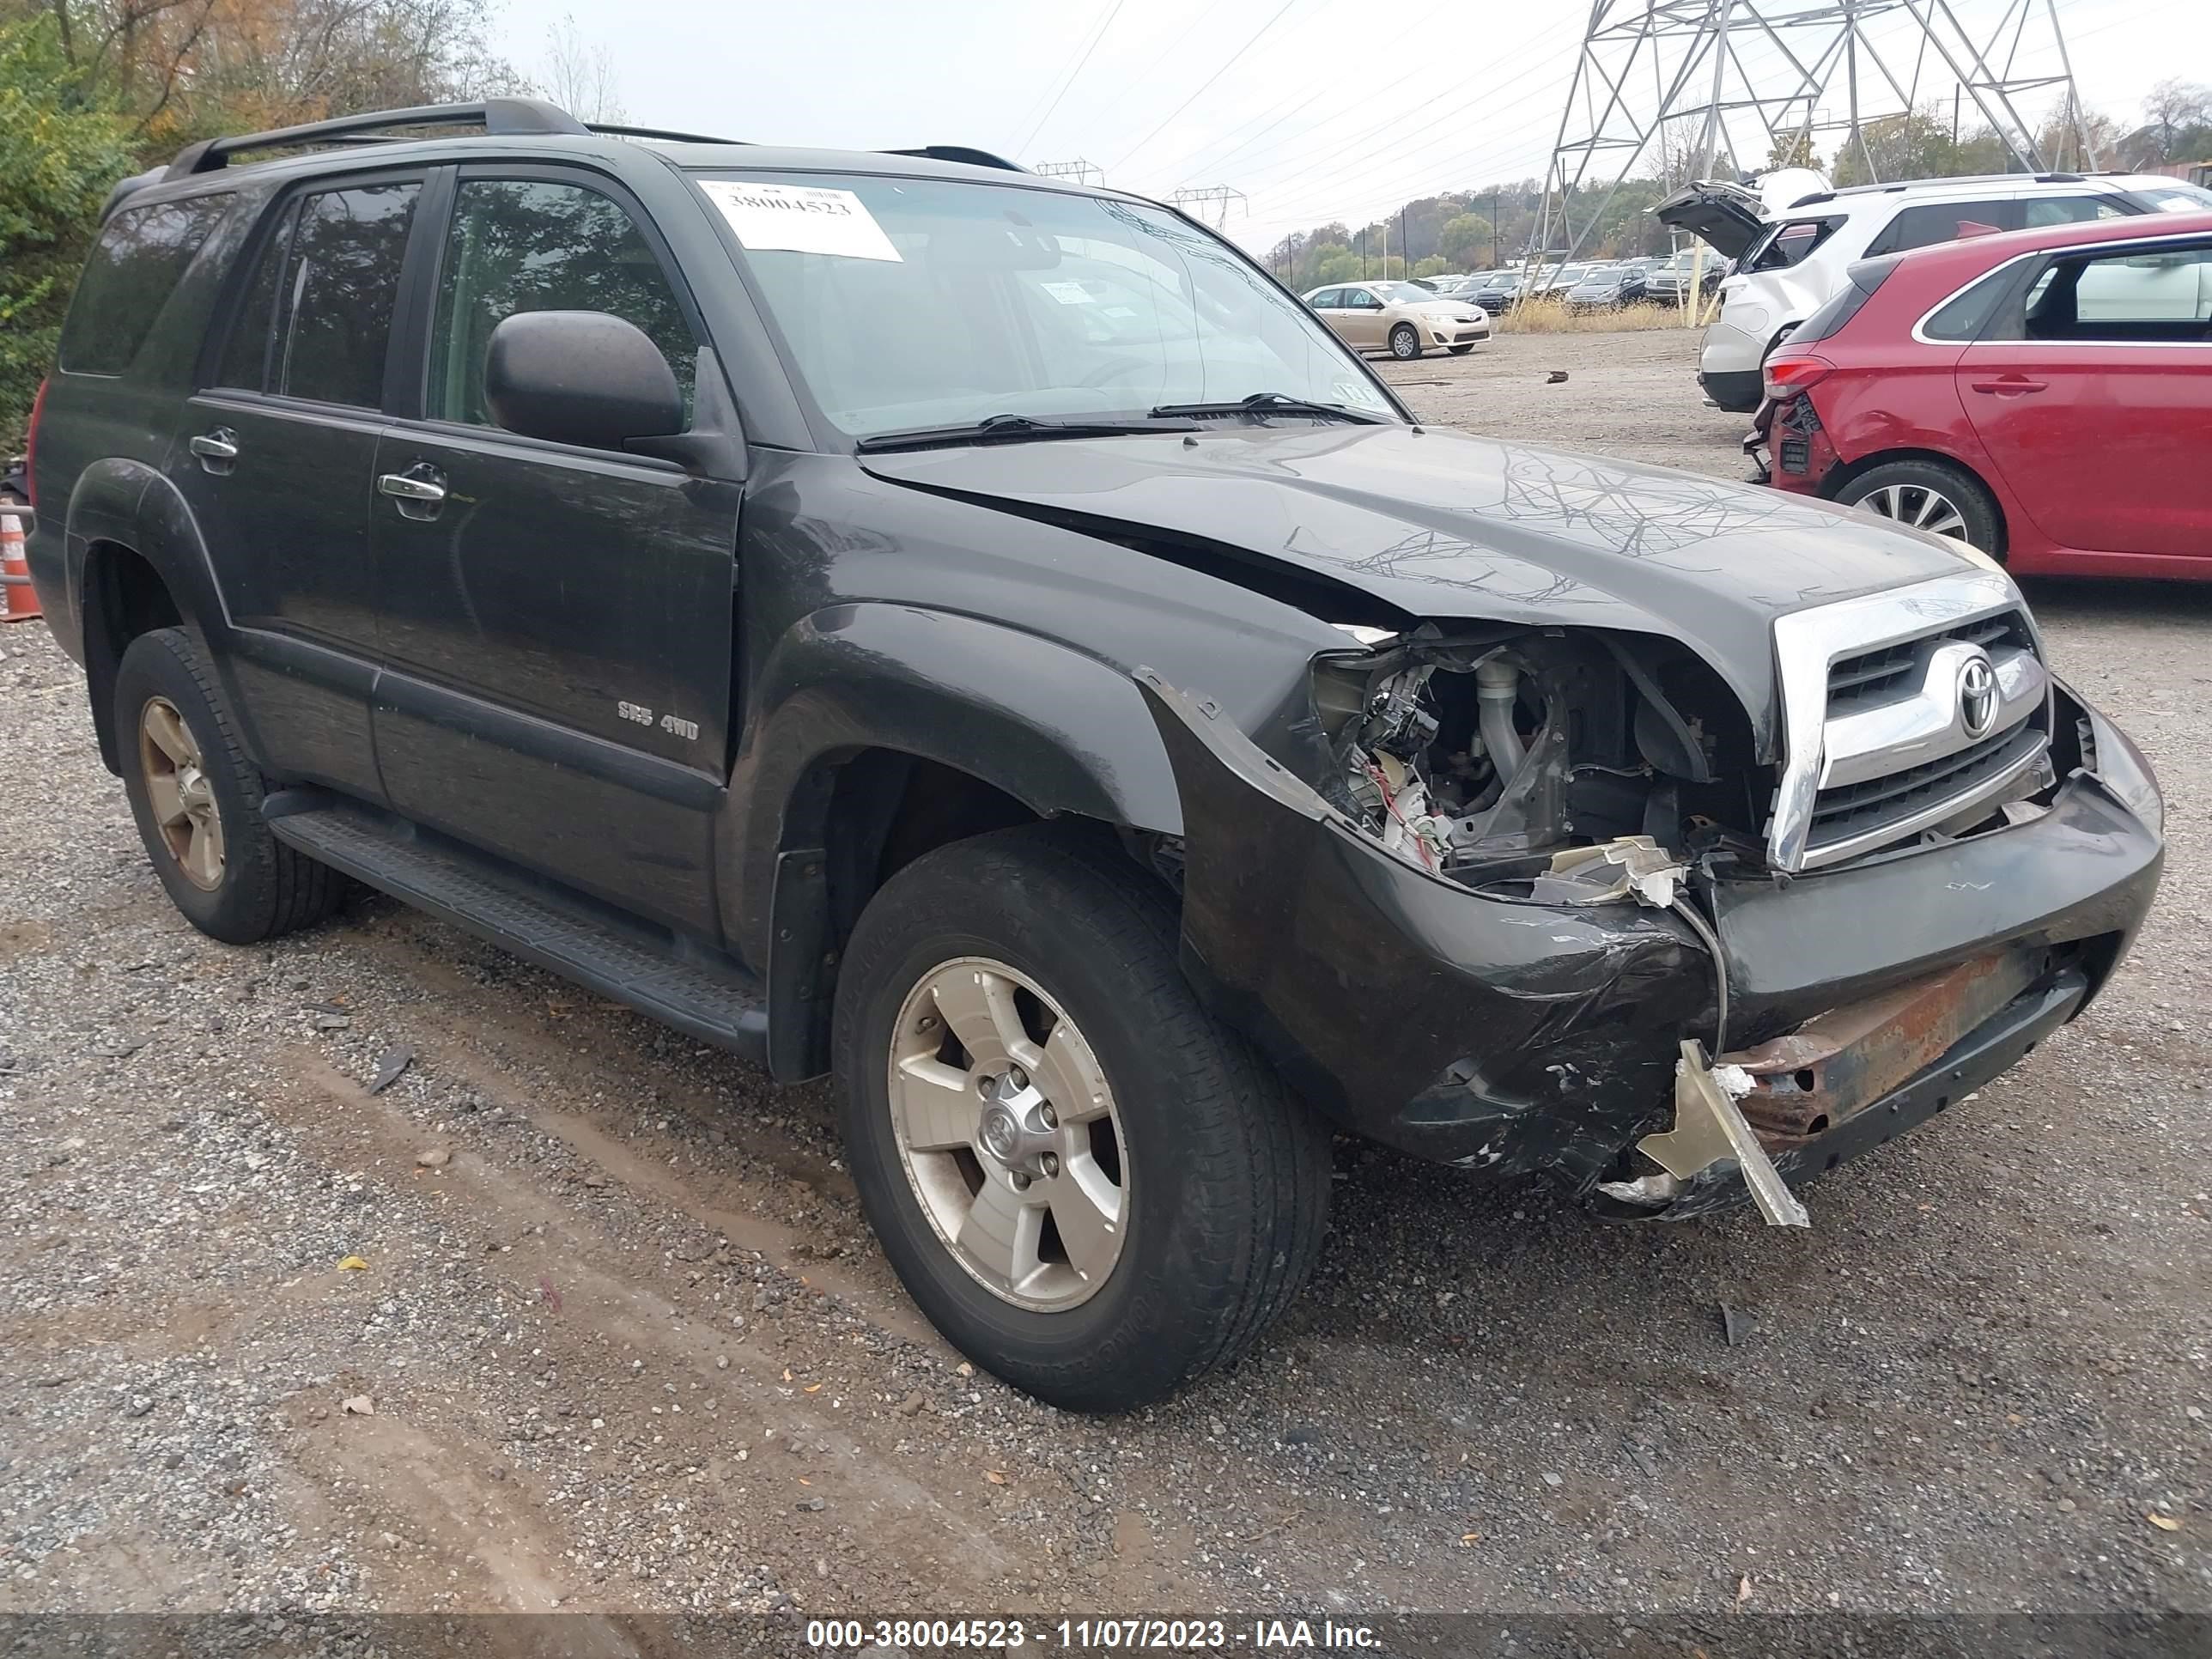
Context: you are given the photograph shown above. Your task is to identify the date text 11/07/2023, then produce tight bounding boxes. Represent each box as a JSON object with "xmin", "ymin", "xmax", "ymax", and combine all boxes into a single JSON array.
[{"xmin": 804, "ymin": 1619, "xmax": 1383, "ymax": 1650}]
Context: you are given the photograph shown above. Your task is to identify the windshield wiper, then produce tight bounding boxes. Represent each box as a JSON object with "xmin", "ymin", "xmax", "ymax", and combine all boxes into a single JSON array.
[
  {"xmin": 854, "ymin": 412, "xmax": 1198, "ymax": 453},
  {"xmin": 1148, "ymin": 392, "xmax": 1389, "ymax": 424}
]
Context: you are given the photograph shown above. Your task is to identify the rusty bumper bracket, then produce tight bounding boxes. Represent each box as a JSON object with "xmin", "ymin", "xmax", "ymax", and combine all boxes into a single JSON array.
[{"xmin": 1626, "ymin": 1040, "xmax": 1812, "ymax": 1227}]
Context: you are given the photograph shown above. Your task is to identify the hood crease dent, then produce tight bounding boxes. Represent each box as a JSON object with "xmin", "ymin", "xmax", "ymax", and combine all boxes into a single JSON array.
[{"xmin": 861, "ymin": 425, "xmax": 1976, "ymax": 757}]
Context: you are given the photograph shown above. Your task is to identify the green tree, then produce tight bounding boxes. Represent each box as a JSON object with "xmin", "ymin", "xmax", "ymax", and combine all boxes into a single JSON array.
[
  {"xmin": 1436, "ymin": 211, "xmax": 1493, "ymax": 270},
  {"xmin": 0, "ymin": 12, "xmax": 131, "ymax": 447}
]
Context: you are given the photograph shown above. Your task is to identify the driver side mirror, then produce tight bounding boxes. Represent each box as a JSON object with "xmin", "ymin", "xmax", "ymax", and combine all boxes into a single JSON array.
[{"xmin": 483, "ymin": 310, "xmax": 684, "ymax": 452}]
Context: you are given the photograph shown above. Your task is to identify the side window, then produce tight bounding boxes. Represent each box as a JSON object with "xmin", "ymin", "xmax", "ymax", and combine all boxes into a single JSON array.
[
  {"xmin": 1746, "ymin": 216, "xmax": 1842, "ymax": 271},
  {"xmin": 58, "ymin": 196, "xmax": 231, "ymax": 376},
  {"xmin": 216, "ymin": 199, "xmax": 297, "ymax": 391},
  {"xmin": 1866, "ymin": 200, "xmax": 2011, "ymax": 258},
  {"xmin": 2022, "ymin": 195, "xmax": 2130, "ymax": 228},
  {"xmin": 1309, "ymin": 289, "xmax": 1341, "ymax": 309},
  {"xmin": 428, "ymin": 179, "xmax": 699, "ymax": 431},
  {"xmin": 2025, "ymin": 243, "xmax": 2212, "ymax": 341},
  {"xmin": 1346, "ymin": 289, "xmax": 1382, "ymax": 310},
  {"xmin": 285, "ymin": 184, "xmax": 419, "ymax": 406},
  {"xmin": 214, "ymin": 182, "xmax": 420, "ymax": 405}
]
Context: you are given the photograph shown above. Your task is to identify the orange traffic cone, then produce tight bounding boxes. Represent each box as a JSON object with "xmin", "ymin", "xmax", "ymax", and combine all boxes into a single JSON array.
[{"xmin": 0, "ymin": 508, "xmax": 38, "ymax": 623}]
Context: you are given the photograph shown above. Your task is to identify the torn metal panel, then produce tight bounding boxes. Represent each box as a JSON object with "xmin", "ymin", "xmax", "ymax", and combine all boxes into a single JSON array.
[
  {"xmin": 1636, "ymin": 1041, "xmax": 1810, "ymax": 1227},
  {"xmin": 1722, "ymin": 950, "xmax": 2042, "ymax": 1143}
]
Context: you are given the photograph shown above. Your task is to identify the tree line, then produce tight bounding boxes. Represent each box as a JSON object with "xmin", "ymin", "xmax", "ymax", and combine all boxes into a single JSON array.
[{"xmin": 1261, "ymin": 80, "xmax": 2212, "ymax": 294}]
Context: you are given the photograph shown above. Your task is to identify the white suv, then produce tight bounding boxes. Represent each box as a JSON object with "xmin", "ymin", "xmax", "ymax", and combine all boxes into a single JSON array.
[{"xmin": 1658, "ymin": 169, "xmax": 2212, "ymax": 410}]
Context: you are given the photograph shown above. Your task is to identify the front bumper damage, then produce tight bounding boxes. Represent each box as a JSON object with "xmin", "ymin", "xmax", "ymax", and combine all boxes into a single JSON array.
[{"xmin": 1139, "ymin": 671, "xmax": 2162, "ymax": 1222}]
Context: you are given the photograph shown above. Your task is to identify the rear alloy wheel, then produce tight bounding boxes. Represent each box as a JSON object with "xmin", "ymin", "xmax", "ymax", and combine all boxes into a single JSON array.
[
  {"xmin": 115, "ymin": 627, "xmax": 346, "ymax": 944},
  {"xmin": 1834, "ymin": 459, "xmax": 2002, "ymax": 554},
  {"xmin": 833, "ymin": 825, "xmax": 1332, "ymax": 1413},
  {"xmin": 1389, "ymin": 322, "xmax": 1422, "ymax": 360}
]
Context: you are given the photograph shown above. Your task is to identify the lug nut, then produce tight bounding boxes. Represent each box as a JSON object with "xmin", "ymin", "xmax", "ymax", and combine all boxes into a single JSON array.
[
  {"xmin": 1040, "ymin": 1152, "xmax": 1060, "ymax": 1178},
  {"xmin": 1010, "ymin": 1171, "xmax": 1031, "ymax": 1191},
  {"xmin": 1039, "ymin": 1104, "xmax": 1057, "ymax": 1127},
  {"xmin": 1006, "ymin": 1066, "xmax": 1029, "ymax": 1091}
]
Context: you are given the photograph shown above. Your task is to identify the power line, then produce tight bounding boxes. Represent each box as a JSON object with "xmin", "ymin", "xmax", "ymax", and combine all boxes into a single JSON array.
[
  {"xmin": 1109, "ymin": 0, "xmax": 1306, "ymax": 171},
  {"xmin": 1182, "ymin": 12, "xmax": 1582, "ymax": 196},
  {"xmin": 1014, "ymin": 0, "xmax": 1128, "ymax": 157}
]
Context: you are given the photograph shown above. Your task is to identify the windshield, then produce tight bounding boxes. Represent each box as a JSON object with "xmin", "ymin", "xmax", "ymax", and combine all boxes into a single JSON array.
[{"xmin": 694, "ymin": 171, "xmax": 1396, "ymax": 439}]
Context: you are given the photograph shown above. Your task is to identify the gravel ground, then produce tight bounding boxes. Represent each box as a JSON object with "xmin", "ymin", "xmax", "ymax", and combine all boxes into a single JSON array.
[{"xmin": 3, "ymin": 326, "xmax": 2209, "ymax": 1626}]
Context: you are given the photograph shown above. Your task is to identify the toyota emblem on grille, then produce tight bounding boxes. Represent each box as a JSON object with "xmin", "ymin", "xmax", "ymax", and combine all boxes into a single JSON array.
[{"xmin": 1958, "ymin": 651, "xmax": 1998, "ymax": 739}]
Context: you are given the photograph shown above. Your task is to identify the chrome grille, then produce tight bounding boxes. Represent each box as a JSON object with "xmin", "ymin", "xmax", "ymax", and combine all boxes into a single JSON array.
[{"xmin": 1767, "ymin": 573, "xmax": 2051, "ymax": 872}]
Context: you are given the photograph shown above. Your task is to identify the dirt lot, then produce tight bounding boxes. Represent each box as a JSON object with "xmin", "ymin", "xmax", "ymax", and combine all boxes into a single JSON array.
[{"xmin": 4, "ymin": 326, "xmax": 2210, "ymax": 1631}]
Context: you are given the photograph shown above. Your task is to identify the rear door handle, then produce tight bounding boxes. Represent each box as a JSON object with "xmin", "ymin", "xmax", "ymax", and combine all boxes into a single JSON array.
[
  {"xmin": 377, "ymin": 471, "xmax": 447, "ymax": 503},
  {"xmin": 1969, "ymin": 377, "xmax": 2048, "ymax": 395},
  {"xmin": 189, "ymin": 428, "xmax": 239, "ymax": 473}
]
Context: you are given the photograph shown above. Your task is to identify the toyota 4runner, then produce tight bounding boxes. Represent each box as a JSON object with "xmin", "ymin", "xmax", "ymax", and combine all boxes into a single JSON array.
[{"xmin": 22, "ymin": 100, "xmax": 2164, "ymax": 1412}]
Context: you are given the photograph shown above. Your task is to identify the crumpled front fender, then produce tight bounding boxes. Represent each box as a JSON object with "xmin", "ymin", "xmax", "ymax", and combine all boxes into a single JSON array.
[{"xmin": 1137, "ymin": 670, "xmax": 1711, "ymax": 1182}]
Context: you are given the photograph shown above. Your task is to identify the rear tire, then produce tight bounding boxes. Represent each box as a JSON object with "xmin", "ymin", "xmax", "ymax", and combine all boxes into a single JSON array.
[
  {"xmin": 114, "ymin": 627, "xmax": 345, "ymax": 945},
  {"xmin": 832, "ymin": 824, "xmax": 1332, "ymax": 1413},
  {"xmin": 1389, "ymin": 323, "xmax": 1422, "ymax": 360},
  {"xmin": 1834, "ymin": 459, "xmax": 2003, "ymax": 554}
]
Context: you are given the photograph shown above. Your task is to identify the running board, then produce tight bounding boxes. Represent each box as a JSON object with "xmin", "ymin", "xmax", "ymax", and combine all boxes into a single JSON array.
[{"xmin": 267, "ymin": 800, "xmax": 769, "ymax": 1062}]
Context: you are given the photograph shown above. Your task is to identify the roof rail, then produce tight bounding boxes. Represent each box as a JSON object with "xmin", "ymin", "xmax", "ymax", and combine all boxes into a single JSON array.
[
  {"xmin": 879, "ymin": 145, "xmax": 1030, "ymax": 173},
  {"xmin": 164, "ymin": 97, "xmax": 586, "ymax": 179},
  {"xmin": 589, "ymin": 121, "xmax": 747, "ymax": 146}
]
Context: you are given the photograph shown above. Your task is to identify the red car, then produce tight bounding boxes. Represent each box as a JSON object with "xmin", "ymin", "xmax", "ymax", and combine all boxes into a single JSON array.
[{"xmin": 1750, "ymin": 210, "xmax": 2212, "ymax": 580}]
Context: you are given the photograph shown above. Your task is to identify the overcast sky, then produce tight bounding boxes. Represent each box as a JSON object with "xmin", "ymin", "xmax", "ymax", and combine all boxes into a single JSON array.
[{"xmin": 513, "ymin": 0, "xmax": 2210, "ymax": 257}]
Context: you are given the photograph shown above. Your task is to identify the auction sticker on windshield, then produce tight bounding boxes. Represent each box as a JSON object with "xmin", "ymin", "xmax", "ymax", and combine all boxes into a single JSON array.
[{"xmin": 699, "ymin": 180, "xmax": 902, "ymax": 262}]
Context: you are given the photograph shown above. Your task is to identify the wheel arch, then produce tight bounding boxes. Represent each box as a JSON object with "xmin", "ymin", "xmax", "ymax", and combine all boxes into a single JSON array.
[
  {"xmin": 65, "ymin": 460, "xmax": 231, "ymax": 774},
  {"xmin": 1817, "ymin": 447, "xmax": 2010, "ymax": 556},
  {"xmin": 735, "ymin": 605, "xmax": 1186, "ymax": 1081}
]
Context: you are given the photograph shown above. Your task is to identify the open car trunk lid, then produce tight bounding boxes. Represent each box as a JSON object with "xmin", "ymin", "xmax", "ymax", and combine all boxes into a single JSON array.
[{"xmin": 1655, "ymin": 168, "xmax": 1831, "ymax": 260}]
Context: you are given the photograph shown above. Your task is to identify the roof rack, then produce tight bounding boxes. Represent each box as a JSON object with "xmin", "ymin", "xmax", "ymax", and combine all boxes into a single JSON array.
[
  {"xmin": 880, "ymin": 146, "xmax": 1029, "ymax": 173},
  {"xmin": 164, "ymin": 98, "xmax": 588, "ymax": 179}
]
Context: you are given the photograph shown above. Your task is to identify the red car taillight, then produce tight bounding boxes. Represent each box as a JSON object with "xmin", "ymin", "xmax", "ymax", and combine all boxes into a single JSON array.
[
  {"xmin": 21, "ymin": 377, "xmax": 47, "ymax": 509},
  {"xmin": 1764, "ymin": 356, "xmax": 1832, "ymax": 402}
]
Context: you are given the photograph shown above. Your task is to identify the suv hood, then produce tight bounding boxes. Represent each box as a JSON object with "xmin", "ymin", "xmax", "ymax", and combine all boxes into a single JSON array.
[
  {"xmin": 1655, "ymin": 167, "xmax": 1831, "ymax": 258},
  {"xmin": 861, "ymin": 423, "xmax": 1971, "ymax": 753}
]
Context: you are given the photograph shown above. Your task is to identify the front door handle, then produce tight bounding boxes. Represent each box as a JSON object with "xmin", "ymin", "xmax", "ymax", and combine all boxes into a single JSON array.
[
  {"xmin": 1969, "ymin": 376, "xmax": 2049, "ymax": 395},
  {"xmin": 190, "ymin": 428, "xmax": 239, "ymax": 473},
  {"xmin": 377, "ymin": 470, "xmax": 447, "ymax": 503}
]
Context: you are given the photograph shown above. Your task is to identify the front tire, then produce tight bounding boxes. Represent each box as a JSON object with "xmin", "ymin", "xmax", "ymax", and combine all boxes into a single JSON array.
[
  {"xmin": 832, "ymin": 825, "xmax": 1332, "ymax": 1413},
  {"xmin": 114, "ymin": 627, "xmax": 344, "ymax": 944},
  {"xmin": 1834, "ymin": 459, "xmax": 2002, "ymax": 553},
  {"xmin": 1389, "ymin": 323, "xmax": 1422, "ymax": 360}
]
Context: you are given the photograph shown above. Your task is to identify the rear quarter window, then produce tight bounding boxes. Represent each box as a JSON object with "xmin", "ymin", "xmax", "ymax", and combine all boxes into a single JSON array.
[
  {"xmin": 58, "ymin": 195, "xmax": 231, "ymax": 376},
  {"xmin": 1864, "ymin": 200, "xmax": 2010, "ymax": 258}
]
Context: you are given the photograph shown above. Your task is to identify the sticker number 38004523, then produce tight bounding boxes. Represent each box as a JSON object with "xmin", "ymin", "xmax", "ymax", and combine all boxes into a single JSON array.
[{"xmin": 617, "ymin": 702, "xmax": 699, "ymax": 741}]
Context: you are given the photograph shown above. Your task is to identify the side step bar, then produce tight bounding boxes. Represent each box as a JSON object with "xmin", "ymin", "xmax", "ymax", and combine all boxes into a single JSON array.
[{"xmin": 267, "ymin": 799, "xmax": 769, "ymax": 1063}]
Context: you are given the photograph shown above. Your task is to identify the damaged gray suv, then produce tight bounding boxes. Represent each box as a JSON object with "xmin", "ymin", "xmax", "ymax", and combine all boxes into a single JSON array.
[{"xmin": 25, "ymin": 100, "xmax": 2164, "ymax": 1411}]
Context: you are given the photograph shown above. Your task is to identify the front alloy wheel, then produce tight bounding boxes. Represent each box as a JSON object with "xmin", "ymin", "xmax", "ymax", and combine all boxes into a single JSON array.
[
  {"xmin": 889, "ymin": 957, "xmax": 1127, "ymax": 1310},
  {"xmin": 832, "ymin": 825, "xmax": 1334, "ymax": 1412},
  {"xmin": 1389, "ymin": 323, "xmax": 1421, "ymax": 359}
]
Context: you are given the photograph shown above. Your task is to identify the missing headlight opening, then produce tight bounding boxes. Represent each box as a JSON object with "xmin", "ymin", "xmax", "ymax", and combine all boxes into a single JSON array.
[{"xmin": 1315, "ymin": 630, "xmax": 1761, "ymax": 887}]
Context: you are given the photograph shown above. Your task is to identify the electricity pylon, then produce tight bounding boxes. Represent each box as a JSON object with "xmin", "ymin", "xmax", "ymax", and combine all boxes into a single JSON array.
[
  {"xmin": 1170, "ymin": 185, "xmax": 1249, "ymax": 228},
  {"xmin": 1534, "ymin": 0, "xmax": 2094, "ymax": 262}
]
